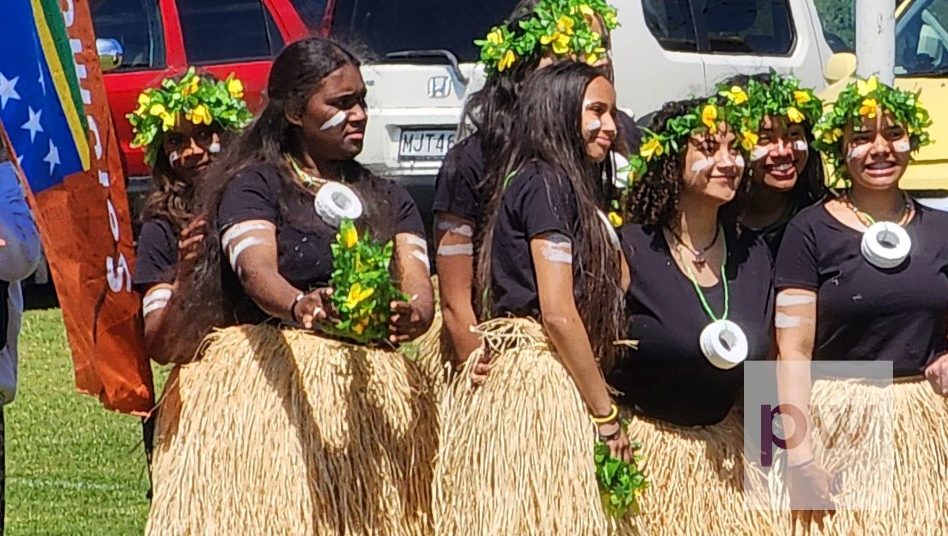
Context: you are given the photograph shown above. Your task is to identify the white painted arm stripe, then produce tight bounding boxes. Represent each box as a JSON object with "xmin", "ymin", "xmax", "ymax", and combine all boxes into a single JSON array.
[
  {"xmin": 437, "ymin": 243, "xmax": 474, "ymax": 256},
  {"xmin": 775, "ymin": 294, "xmax": 816, "ymax": 307},
  {"xmin": 227, "ymin": 237, "xmax": 268, "ymax": 270},
  {"xmin": 221, "ymin": 222, "xmax": 273, "ymax": 250},
  {"xmin": 437, "ymin": 221, "xmax": 474, "ymax": 238},
  {"xmin": 405, "ymin": 234, "xmax": 428, "ymax": 251},
  {"xmin": 143, "ymin": 298, "xmax": 169, "ymax": 317}
]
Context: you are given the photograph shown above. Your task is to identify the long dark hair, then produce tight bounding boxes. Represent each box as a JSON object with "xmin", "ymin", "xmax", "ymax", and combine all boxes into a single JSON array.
[
  {"xmin": 627, "ymin": 96, "xmax": 748, "ymax": 228},
  {"xmin": 719, "ymin": 73, "xmax": 826, "ymax": 221},
  {"xmin": 476, "ymin": 61, "xmax": 624, "ymax": 371},
  {"xmin": 159, "ymin": 37, "xmax": 393, "ymax": 362}
]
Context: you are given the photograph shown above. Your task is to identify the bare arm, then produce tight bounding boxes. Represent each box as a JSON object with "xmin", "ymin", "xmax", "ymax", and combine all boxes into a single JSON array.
[
  {"xmin": 774, "ymin": 288, "xmax": 818, "ymax": 465},
  {"xmin": 434, "ymin": 213, "xmax": 481, "ymax": 364},
  {"xmin": 388, "ymin": 232, "xmax": 435, "ymax": 343}
]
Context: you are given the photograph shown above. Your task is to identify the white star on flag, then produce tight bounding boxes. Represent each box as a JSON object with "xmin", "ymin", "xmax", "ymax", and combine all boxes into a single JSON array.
[
  {"xmin": 37, "ymin": 60, "xmax": 46, "ymax": 95},
  {"xmin": 0, "ymin": 72, "xmax": 21, "ymax": 109},
  {"xmin": 44, "ymin": 139, "xmax": 60, "ymax": 174},
  {"xmin": 21, "ymin": 106, "xmax": 43, "ymax": 142}
]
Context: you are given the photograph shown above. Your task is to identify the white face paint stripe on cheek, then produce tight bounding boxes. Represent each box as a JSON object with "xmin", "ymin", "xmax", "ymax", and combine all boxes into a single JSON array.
[
  {"xmin": 437, "ymin": 243, "xmax": 474, "ymax": 256},
  {"xmin": 893, "ymin": 140, "xmax": 911, "ymax": 153},
  {"xmin": 847, "ymin": 144, "xmax": 871, "ymax": 162},
  {"xmin": 751, "ymin": 146, "xmax": 770, "ymax": 162},
  {"xmin": 587, "ymin": 119, "xmax": 602, "ymax": 131},
  {"xmin": 734, "ymin": 155, "xmax": 745, "ymax": 169},
  {"xmin": 320, "ymin": 110, "xmax": 347, "ymax": 131},
  {"xmin": 793, "ymin": 140, "xmax": 809, "ymax": 152},
  {"xmin": 208, "ymin": 141, "xmax": 221, "ymax": 154},
  {"xmin": 691, "ymin": 157, "xmax": 715, "ymax": 173},
  {"xmin": 168, "ymin": 151, "xmax": 180, "ymax": 165}
]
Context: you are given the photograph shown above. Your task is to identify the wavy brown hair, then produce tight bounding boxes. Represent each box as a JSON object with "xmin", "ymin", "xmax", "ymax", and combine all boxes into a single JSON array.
[
  {"xmin": 159, "ymin": 37, "xmax": 398, "ymax": 362},
  {"xmin": 476, "ymin": 61, "xmax": 624, "ymax": 371}
]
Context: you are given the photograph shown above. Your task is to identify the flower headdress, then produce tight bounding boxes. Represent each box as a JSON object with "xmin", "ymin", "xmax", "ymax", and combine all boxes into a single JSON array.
[
  {"xmin": 475, "ymin": 0, "xmax": 618, "ymax": 73},
  {"xmin": 812, "ymin": 75, "xmax": 932, "ymax": 183},
  {"xmin": 128, "ymin": 67, "xmax": 253, "ymax": 165},
  {"xmin": 716, "ymin": 72, "xmax": 823, "ymax": 151}
]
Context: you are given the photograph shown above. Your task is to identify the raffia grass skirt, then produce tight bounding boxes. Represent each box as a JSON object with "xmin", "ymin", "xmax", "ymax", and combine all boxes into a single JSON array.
[
  {"xmin": 145, "ymin": 324, "xmax": 437, "ymax": 536},
  {"xmin": 621, "ymin": 403, "xmax": 782, "ymax": 535},
  {"xmin": 432, "ymin": 318, "xmax": 614, "ymax": 536},
  {"xmin": 407, "ymin": 276, "xmax": 452, "ymax": 401},
  {"xmin": 773, "ymin": 377, "xmax": 948, "ymax": 535}
]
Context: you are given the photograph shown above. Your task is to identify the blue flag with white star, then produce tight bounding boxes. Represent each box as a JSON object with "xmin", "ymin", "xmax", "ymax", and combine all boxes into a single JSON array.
[{"xmin": 0, "ymin": 0, "xmax": 90, "ymax": 193}]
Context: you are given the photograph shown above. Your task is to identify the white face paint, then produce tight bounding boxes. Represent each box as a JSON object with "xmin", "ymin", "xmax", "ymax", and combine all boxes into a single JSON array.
[
  {"xmin": 208, "ymin": 141, "xmax": 221, "ymax": 154},
  {"xmin": 586, "ymin": 118, "xmax": 602, "ymax": 132},
  {"xmin": 847, "ymin": 143, "xmax": 871, "ymax": 162},
  {"xmin": 893, "ymin": 140, "xmax": 911, "ymax": 153},
  {"xmin": 792, "ymin": 140, "xmax": 809, "ymax": 152},
  {"xmin": 690, "ymin": 157, "xmax": 716, "ymax": 173},
  {"xmin": 734, "ymin": 155, "xmax": 746, "ymax": 169},
  {"xmin": 437, "ymin": 243, "xmax": 474, "ymax": 256},
  {"xmin": 775, "ymin": 293, "xmax": 816, "ymax": 307},
  {"xmin": 168, "ymin": 150, "xmax": 181, "ymax": 166},
  {"xmin": 750, "ymin": 146, "xmax": 770, "ymax": 162},
  {"xmin": 319, "ymin": 110, "xmax": 347, "ymax": 131}
]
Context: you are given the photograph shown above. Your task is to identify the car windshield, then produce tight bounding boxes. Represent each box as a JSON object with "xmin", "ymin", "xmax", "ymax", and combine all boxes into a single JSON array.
[
  {"xmin": 896, "ymin": 0, "xmax": 948, "ymax": 75},
  {"xmin": 330, "ymin": 0, "xmax": 514, "ymax": 62}
]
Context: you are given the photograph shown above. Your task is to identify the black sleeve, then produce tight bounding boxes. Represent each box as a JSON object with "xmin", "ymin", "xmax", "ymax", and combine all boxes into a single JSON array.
[
  {"xmin": 432, "ymin": 135, "xmax": 483, "ymax": 222},
  {"xmin": 217, "ymin": 166, "xmax": 281, "ymax": 231},
  {"xmin": 774, "ymin": 220, "xmax": 820, "ymax": 291},
  {"xmin": 515, "ymin": 170, "xmax": 575, "ymax": 240},
  {"xmin": 134, "ymin": 219, "xmax": 177, "ymax": 288},
  {"xmin": 389, "ymin": 182, "xmax": 426, "ymax": 238}
]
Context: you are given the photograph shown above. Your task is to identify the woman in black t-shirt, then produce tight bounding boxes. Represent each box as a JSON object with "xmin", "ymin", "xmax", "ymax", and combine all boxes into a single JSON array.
[
  {"xmin": 145, "ymin": 39, "xmax": 437, "ymax": 535},
  {"xmin": 434, "ymin": 62, "xmax": 631, "ymax": 535},
  {"xmin": 609, "ymin": 96, "xmax": 780, "ymax": 533},
  {"xmin": 433, "ymin": 0, "xmax": 639, "ymax": 372},
  {"xmin": 718, "ymin": 73, "xmax": 826, "ymax": 255},
  {"xmin": 130, "ymin": 69, "xmax": 251, "ymax": 365},
  {"xmin": 774, "ymin": 77, "xmax": 948, "ymax": 532}
]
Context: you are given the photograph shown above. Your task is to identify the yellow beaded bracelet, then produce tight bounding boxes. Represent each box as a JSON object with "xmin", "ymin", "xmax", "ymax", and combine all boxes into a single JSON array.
[{"xmin": 591, "ymin": 403, "xmax": 619, "ymax": 424}]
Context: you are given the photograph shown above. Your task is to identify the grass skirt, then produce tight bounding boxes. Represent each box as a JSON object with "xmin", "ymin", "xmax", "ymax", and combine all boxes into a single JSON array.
[
  {"xmin": 774, "ymin": 377, "xmax": 948, "ymax": 535},
  {"xmin": 145, "ymin": 324, "xmax": 437, "ymax": 535},
  {"xmin": 621, "ymin": 404, "xmax": 782, "ymax": 535},
  {"xmin": 433, "ymin": 318, "xmax": 612, "ymax": 536}
]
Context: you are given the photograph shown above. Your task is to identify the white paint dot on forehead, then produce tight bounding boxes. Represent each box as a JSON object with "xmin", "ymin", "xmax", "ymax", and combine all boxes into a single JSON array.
[
  {"xmin": 847, "ymin": 144, "xmax": 871, "ymax": 162},
  {"xmin": 691, "ymin": 157, "xmax": 715, "ymax": 173},
  {"xmin": 319, "ymin": 110, "xmax": 347, "ymax": 131},
  {"xmin": 893, "ymin": 140, "xmax": 911, "ymax": 153},
  {"xmin": 750, "ymin": 146, "xmax": 770, "ymax": 162},
  {"xmin": 792, "ymin": 140, "xmax": 808, "ymax": 152}
]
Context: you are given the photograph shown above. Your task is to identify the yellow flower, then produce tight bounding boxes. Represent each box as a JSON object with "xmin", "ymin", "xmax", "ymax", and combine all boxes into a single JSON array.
[
  {"xmin": 486, "ymin": 27, "xmax": 504, "ymax": 46},
  {"xmin": 556, "ymin": 15, "xmax": 575, "ymax": 35},
  {"xmin": 786, "ymin": 106, "xmax": 805, "ymax": 123},
  {"xmin": 577, "ymin": 4, "xmax": 595, "ymax": 17},
  {"xmin": 185, "ymin": 104, "xmax": 213, "ymax": 126},
  {"xmin": 149, "ymin": 103, "xmax": 167, "ymax": 117},
  {"xmin": 857, "ymin": 76, "xmax": 878, "ymax": 97},
  {"xmin": 724, "ymin": 86, "xmax": 748, "ymax": 105},
  {"xmin": 607, "ymin": 211, "xmax": 623, "ymax": 228},
  {"xmin": 701, "ymin": 104, "xmax": 718, "ymax": 133},
  {"xmin": 159, "ymin": 112, "xmax": 175, "ymax": 131},
  {"xmin": 498, "ymin": 49, "xmax": 517, "ymax": 71},
  {"xmin": 640, "ymin": 137, "xmax": 663, "ymax": 160},
  {"xmin": 352, "ymin": 316, "xmax": 370, "ymax": 335},
  {"xmin": 552, "ymin": 33, "xmax": 571, "ymax": 55},
  {"xmin": 859, "ymin": 98, "xmax": 878, "ymax": 119},
  {"xmin": 342, "ymin": 224, "xmax": 358, "ymax": 249},
  {"xmin": 740, "ymin": 130, "xmax": 759, "ymax": 152},
  {"xmin": 227, "ymin": 77, "xmax": 244, "ymax": 99},
  {"xmin": 820, "ymin": 127, "xmax": 843, "ymax": 144},
  {"xmin": 345, "ymin": 283, "xmax": 375, "ymax": 309},
  {"xmin": 181, "ymin": 75, "xmax": 200, "ymax": 97},
  {"xmin": 793, "ymin": 90, "xmax": 811, "ymax": 105}
]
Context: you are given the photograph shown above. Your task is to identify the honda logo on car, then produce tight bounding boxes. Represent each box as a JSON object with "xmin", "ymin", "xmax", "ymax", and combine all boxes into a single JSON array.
[{"xmin": 427, "ymin": 76, "xmax": 451, "ymax": 98}]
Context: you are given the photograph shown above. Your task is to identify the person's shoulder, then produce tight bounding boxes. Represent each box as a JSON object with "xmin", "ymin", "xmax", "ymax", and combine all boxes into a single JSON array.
[
  {"xmin": 785, "ymin": 200, "xmax": 831, "ymax": 232},
  {"xmin": 140, "ymin": 216, "xmax": 175, "ymax": 238},
  {"xmin": 915, "ymin": 201, "xmax": 948, "ymax": 225},
  {"xmin": 619, "ymin": 222, "xmax": 659, "ymax": 251},
  {"xmin": 443, "ymin": 133, "xmax": 484, "ymax": 166}
]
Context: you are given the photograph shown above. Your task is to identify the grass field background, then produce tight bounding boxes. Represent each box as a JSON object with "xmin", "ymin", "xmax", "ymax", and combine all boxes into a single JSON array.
[{"xmin": 6, "ymin": 303, "xmax": 165, "ymax": 534}]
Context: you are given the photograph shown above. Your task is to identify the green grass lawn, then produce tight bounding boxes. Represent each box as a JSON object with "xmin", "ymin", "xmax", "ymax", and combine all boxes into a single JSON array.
[{"xmin": 6, "ymin": 307, "xmax": 167, "ymax": 535}]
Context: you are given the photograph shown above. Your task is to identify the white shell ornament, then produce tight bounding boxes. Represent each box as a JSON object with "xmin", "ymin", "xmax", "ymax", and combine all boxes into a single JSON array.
[
  {"xmin": 314, "ymin": 182, "xmax": 363, "ymax": 227},
  {"xmin": 699, "ymin": 319, "xmax": 749, "ymax": 370},
  {"xmin": 861, "ymin": 221, "xmax": 911, "ymax": 269}
]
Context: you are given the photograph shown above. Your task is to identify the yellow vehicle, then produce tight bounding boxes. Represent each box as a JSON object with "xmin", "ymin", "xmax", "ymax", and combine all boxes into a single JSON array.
[{"xmin": 819, "ymin": 0, "xmax": 948, "ymax": 207}]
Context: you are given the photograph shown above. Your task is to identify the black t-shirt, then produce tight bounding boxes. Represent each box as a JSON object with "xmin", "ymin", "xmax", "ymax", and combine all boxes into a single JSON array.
[
  {"xmin": 217, "ymin": 163, "xmax": 425, "ymax": 324},
  {"xmin": 134, "ymin": 217, "xmax": 178, "ymax": 290},
  {"xmin": 774, "ymin": 201, "xmax": 948, "ymax": 376},
  {"xmin": 609, "ymin": 224, "xmax": 775, "ymax": 426},
  {"xmin": 488, "ymin": 161, "xmax": 581, "ymax": 318},
  {"xmin": 432, "ymin": 111, "xmax": 643, "ymax": 226}
]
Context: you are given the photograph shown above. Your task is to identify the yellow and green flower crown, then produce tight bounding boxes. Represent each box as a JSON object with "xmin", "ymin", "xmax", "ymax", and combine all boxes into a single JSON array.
[
  {"xmin": 717, "ymin": 72, "xmax": 823, "ymax": 151},
  {"xmin": 127, "ymin": 67, "xmax": 253, "ymax": 165},
  {"xmin": 475, "ymin": 0, "xmax": 618, "ymax": 73},
  {"xmin": 624, "ymin": 97, "xmax": 749, "ymax": 183},
  {"xmin": 812, "ymin": 75, "xmax": 932, "ymax": 183}
]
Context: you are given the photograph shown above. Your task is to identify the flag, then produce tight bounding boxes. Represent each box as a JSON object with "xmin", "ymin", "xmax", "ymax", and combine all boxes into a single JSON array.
[{"xmin": 0, "ymin": 0, "xmax": 153, "ymax": 415}]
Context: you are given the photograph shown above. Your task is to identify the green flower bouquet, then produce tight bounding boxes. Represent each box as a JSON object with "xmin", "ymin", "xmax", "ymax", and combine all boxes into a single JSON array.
[
  {"xmin": 594, "ymin": 438, "xmax": 648, "ymax": 519},
  {"xmin": 326, "ymin": 219, "xmax": 408, "ymax": 344}
]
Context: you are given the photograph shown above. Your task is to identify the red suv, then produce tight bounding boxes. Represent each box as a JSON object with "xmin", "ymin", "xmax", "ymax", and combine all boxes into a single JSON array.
[{"xmin": 91, "ymin": 0, "xmax": 325, "ymax": 213}]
